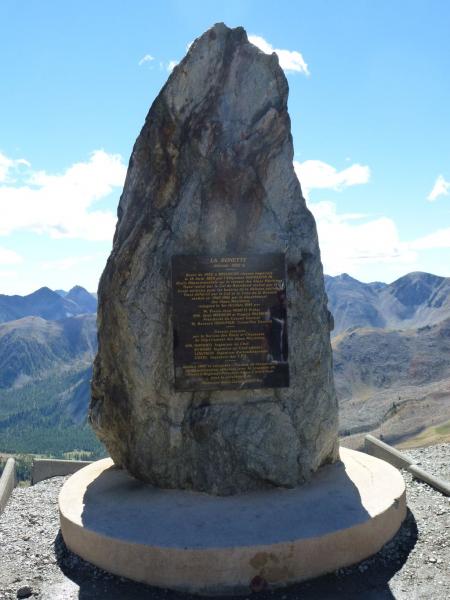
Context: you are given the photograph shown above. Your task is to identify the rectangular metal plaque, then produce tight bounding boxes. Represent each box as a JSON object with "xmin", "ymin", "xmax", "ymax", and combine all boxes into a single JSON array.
[{"xmin": 172, "ymin": 254, "xmax": 289, "ymax": 391}]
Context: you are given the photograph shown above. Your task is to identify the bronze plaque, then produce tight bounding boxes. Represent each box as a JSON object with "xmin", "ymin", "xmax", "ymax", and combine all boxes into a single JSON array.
[{"xmin": 172, "ymin": 254, "xmax": 289, "ymax": 391}]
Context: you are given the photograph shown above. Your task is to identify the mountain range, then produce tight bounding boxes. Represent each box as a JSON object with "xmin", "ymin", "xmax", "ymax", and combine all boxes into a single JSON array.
[
  {"xmin": 0, "ymin": 285, "xmax": 96, "ymax": 324},
  {"xmin": 0, "ymin": 272, "xmax": 449, "ymax": 456},
  {"xmin": 326, "ymin": 272, "xmax": 450, "ymax": 446},
  {"xmin": 325, "ymin": 271, "xmax": 450, "ymax": 335}
]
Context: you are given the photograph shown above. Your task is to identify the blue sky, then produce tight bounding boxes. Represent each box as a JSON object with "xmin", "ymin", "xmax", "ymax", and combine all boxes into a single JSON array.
[{"xmin": 1, "ymin": 0, "xmax": 450, "ymax": 294}]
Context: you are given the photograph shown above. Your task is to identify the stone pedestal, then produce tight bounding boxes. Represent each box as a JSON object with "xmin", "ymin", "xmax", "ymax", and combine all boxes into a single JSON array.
[{"xmin": 59, "ymin": 448, "xmax": 406, "ymax": 595}]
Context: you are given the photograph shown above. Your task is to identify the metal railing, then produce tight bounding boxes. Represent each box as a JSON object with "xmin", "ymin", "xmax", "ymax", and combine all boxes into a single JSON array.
[{"xmin": 365, "ymin": 434, "xmax": 450, "ymax": 496}]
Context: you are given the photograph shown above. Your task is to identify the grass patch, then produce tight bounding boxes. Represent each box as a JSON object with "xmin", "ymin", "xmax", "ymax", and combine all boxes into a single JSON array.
[
  {"xmin": 397, "ymin": 419, "xmax": 450, "ymax": 449},
  {"xmin": 435, "ymin": 421, "xmax": 450, "ymax": 435}
]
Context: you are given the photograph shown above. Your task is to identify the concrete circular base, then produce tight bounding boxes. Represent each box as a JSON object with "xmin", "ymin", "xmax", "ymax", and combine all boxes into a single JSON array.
[{"xmin": 59, "ymin": 448, "xmax": 406, "ymax": 595}]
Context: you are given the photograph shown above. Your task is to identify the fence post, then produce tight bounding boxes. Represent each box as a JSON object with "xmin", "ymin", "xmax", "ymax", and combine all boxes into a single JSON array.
[{"xmin": 0, "ymin": 458, "xmax": 16, "ymax": 514}]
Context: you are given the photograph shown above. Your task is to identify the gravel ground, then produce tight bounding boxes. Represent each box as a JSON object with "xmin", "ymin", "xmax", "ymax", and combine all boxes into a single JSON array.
[{"xmin": 0, "ymin": 444, "xmax": 449, "ymax": 600}]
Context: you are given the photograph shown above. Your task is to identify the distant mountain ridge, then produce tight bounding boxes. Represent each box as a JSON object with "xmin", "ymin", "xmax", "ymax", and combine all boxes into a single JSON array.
[
  {"xmin": 0, "ymin": 314, "xmax": 96, "ymax": 389},
  {"xmin": 325, "ymin": 271, "xmax": 450, "ymax": 336},
  {"xmin": 0, "ymin": 285, "xmax": 97, "ymax": 324}
]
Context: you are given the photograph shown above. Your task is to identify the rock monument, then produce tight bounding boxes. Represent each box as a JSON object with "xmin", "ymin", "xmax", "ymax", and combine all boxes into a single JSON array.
[
  {"xmin": 90, "ymin": 22, "xmax": 339, "ymax": 494},
  {"xmin": 61, "ymin": 24, "xmax": 406, "ymax": 594}
]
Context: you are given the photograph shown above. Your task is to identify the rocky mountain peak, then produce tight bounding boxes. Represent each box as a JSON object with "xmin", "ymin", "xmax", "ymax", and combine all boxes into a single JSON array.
[
  {"xmin": 326, "ymin": 271, "xmax": 450, "ymax": 335},
  {"xmin": 28, "ymin": 287, "xmax": 58, "ymax": 299},
  {"xmin": 65, "ymin": 286, "xmax": 97, "ymax": 313},
  {"xmin": 389, "ymin": 271, "xmax": 446, "ymax": 307}
]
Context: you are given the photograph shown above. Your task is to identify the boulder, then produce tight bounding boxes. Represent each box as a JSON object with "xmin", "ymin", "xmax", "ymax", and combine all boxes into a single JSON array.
[{"xmin": 90, "ymin": 23, "xmax": 339, "ymax": 495}]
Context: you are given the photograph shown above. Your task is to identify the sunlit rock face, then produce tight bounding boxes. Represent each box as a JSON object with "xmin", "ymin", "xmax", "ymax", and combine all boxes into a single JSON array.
[{"xmin": 90, "ymin": 23, "xmax": 339, "ymax": 495}]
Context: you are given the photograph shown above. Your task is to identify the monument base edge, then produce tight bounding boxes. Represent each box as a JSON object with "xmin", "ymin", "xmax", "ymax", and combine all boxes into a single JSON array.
[{"xmin": 58, "ymin": 448, "xmax": 407, "ymax": 595}]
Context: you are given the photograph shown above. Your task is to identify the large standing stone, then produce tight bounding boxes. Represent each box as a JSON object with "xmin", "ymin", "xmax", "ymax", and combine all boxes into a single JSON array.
[{"xmin": 90, "ymin": 23, "xmax": 339, "ymax": 495}]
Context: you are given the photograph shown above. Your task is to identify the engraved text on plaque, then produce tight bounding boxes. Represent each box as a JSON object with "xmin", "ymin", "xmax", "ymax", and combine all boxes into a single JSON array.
[{"xmin": 172, "ymin": 254, "xmax": 289, "ymax": 391}]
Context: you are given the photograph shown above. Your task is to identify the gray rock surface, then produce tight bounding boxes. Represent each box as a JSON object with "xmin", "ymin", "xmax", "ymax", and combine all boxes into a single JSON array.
[{"xmin": 90, "ymin": 22, "xmax": 338, "ymax": 494}]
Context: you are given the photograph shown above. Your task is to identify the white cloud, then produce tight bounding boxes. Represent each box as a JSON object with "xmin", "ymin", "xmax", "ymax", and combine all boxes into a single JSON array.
[
  {"xmin": 294, "ymin": 159, "xmax": 371, "ymax": 198},
  {"xmin": 411, "ymin": 227, "xmax": 450, "ymax": 250},
  {"xmin": 427, "ymin": 174, "xmax": 450, "ymax": 201},
  {"xmin": 40, "ymin": 254, "xmax": 100, "ymax": 271},
  {"xmin": 309, "ymin": 201, "xmax": 417, "ymax": 276},
  {"xmin": 0, "ymin": 270, "xmax": 17, "ymax": 280},
  {"xmin": 0, "ymin": 246, "xmax": 22, "ymax": 265},
  {"xmin": 167, "ymin": 60, "xmax": 178, "ymax": 73},
  {"xmin": 0, "ymin": 150, "xmax": 126, "ymax": 241},
  {"xmin": 309, "ymin": 195, "xmax": 450, "ymax": 279},
  {"xmin": 138, "ymin": 54, "xmax": 154, "ymax": 66},
  {"xmin": 248, "ymin": 35, "xmax": 309, "ymax": 75},
  {"xmin": 0, "ymin": 152, "xmax": 30, "ymax": 183}
]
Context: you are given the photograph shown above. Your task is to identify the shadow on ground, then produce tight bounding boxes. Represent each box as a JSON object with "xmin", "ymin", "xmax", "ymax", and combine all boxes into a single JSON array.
[{"xmin": 54, "ymin": 509, "xmax": 418, "ymax": 600}]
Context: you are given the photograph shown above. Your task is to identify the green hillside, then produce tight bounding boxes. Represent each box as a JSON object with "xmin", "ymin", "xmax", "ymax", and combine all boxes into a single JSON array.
[{"xmin": 0, "ymin": 362, "xmax": 105, "ymax": 457}]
